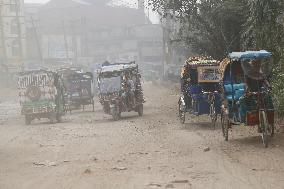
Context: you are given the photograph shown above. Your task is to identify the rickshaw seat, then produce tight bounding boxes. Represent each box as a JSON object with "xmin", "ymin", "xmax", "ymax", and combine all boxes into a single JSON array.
[
  {"xmin": 189, "ymin": 85, "xmax": 203, "ymax": 101},
  {"xmin": 189, "ymin": 85, "xmax": 202, "ymax": 94},
  {"xmin": 224, "ymin": 83, "xmax": 245, "ymax": 101}
]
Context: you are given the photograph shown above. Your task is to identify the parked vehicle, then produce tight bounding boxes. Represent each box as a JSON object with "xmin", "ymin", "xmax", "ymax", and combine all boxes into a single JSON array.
[
  {"xmin": 97, "ymin": 62, "xmax": 144, "ymax": 120},
  {"xmin": 57, "ymin": 67, "xmax": 95, "ymax": 112},
  {"xmin": 178, "ymin": 57, "xmax": 221, "ymax": 128},
  {"xmin": 219, "ymin": 50, "xmax": 274, "ymax": 147},
  {"xmin": 18, "ymin": 70, "xmax": 65, "ymax": 124}
]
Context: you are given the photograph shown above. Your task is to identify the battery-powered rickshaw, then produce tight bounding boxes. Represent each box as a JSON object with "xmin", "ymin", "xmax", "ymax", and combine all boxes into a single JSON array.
[{"xmin": 97, "ymin": 62, "xmax": 144, "ymax": 120}]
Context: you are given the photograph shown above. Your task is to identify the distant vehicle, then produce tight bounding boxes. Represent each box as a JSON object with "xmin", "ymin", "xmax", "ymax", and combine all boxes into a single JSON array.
[
  {"xmin": 139, "ymin": 62, "xmax": 162, "ymax": 82},
  {"xmin": 57, "ymin": 67, "xmax": 95, "ymax": 112},
  {"xmin": 165, "ymin": 65, "xmax": 181, "ymax": 82},
  {"xmin": 97, "ymin": 62, "xmax": 144, "ymax": 120},
  {"xmin": 18, "ymin": 70, "xmax": 65, "ymax": 125}
]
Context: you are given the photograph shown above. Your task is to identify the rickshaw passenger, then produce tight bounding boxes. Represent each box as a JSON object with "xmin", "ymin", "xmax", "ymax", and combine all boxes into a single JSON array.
[
  {"xmin": 123, "ymin": 74, "xmax": 136, "ymax": 107},
  {"xmin": 180, "ymin": 66, "xmax": 189, "ymax": 93}
]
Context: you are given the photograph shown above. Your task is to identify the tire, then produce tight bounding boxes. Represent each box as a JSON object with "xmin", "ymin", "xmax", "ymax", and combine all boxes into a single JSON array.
[
  {"xmin": 56, "ymin": 114, "xmax": 62, "ymax": 123},
  {"xmin": 49, "ymin": 114, "xmax": 57, "ymax": 124},
  {"xmin": 25, "ymin": 115, "xmax": 32, "ymax": 125},
  {"xmin": 271, "ymin": 124, "xmax": 275, "ymax": 138},
  {"xmin": 221, "ymin": 111, "xmax": 224, "ymax": 135},
  {"xmin": 137, "ymin": 104, "xmax": 143, "ymax": 116},
  {"xmin": 210, "ymin": 103, "xmax": 217, "ymax": 129},
  {"xmin": 26, "ymin": 86, "xmax": 41, "ymax": 101},
  {"xmin": 111, "ymin": 107, "xmax": 120, "ymax": 121},
  {"xmin": 92, "ymin": 99, "xmax": 95, "ymax": 112},
  {"xmin": 179, "ymin": 103, "xmax": 185, "ymax": 124},
  {"xmin": 260, "ymin": 111, "xmax": 270, "ymax": 148},
  {"xmin": 221, "ymin": 109, "xmax": 229, "ymax": 141}
]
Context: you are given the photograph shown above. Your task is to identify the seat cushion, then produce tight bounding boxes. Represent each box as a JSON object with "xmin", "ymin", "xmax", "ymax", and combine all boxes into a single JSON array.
[
  {"xmin": 224, "ymin": 83, "xmax": 245, "ymax": 101},
  {"xmin": 189, "ymin": 85, "xmax": 202, "ymax": 94}
]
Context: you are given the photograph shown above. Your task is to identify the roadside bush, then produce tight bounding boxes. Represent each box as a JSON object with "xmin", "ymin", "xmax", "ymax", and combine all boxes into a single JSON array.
[{"xmin": 272, "ymin": 63, "xmax": 284, "ymax": 117}]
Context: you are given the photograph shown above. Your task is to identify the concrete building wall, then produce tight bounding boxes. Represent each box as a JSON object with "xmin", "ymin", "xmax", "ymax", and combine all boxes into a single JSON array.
[{"xmin": 0, "ymin": 0, "xmax": 26, "ymax": 67}]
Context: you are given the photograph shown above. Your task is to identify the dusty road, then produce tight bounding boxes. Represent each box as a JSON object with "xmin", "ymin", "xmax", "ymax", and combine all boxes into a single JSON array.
[{"xmin": 0, "ymin": 83, "xmax": 284, "ymax": 189}]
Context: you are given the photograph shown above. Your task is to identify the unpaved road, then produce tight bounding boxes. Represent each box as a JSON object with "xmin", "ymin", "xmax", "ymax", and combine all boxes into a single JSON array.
[{"xmin": 0, "ymin": 83, "xmax": 284, "ymax": 189}]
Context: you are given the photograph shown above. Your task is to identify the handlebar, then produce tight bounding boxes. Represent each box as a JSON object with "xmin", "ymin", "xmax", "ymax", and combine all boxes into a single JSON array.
[{"xmin": 246, "ymin": 87, "xmax": 271, "ymax": 96}]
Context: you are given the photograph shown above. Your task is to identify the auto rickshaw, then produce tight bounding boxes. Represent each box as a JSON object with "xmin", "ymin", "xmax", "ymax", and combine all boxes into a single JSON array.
[
  {"xmin": 178, "ymin": 57, "xmax": 221, "ymax": 128},
  {"xmin": 220, "ymin": 50, "xmax": 274, "ymax": 147},
  {"xmin": 57, "ymin": 67, "xmax": 95, "ymax": 112},
  {"xmin": 97, "ymin": 61, "xmax": 144, "ymax": 120},
  {"xmin": 18, "ymin": 70, "xmax": 65, "ymax": 124}
]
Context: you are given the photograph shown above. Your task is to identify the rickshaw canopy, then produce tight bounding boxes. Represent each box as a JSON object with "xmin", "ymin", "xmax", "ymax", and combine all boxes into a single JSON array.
[
  {"xmin": 182, "ymin": 57, "xmax": 220, "ymax": 83},
  {"xmin": 229, "ymin": 50, "xmax": 272, "ymax": 61}
]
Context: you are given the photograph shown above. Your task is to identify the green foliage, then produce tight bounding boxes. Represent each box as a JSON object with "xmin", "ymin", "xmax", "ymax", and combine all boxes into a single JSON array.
[
  {"xmin": 272, "ymin": 65, "xmax": 284, "ymax": 115},
  {"xmin": 149, "ymin": 0, "xmax": 248, "ymax": 59},
  {"xmin": 242, "ymin": 0, "xmax": 284, "ymax": 63},
  {"xmin": 149, "ymin": 0, "xmax": 284, "ymax": 114}
]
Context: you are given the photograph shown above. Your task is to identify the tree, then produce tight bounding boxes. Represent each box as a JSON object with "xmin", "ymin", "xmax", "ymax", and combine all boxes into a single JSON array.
[
  {"xmin": 242, "ymin": 0, "xmax": 284, "ymax": 62},
  {"xmin": 149, "ymin": 0, "xmax": 248, "ymax": 59}
]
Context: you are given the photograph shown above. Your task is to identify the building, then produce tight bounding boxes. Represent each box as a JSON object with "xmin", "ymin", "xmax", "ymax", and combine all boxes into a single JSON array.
[
  {"xmin": 24, "ymin": 0, "xmax": 163, "ymax": 68},
  {"xmin": 0, "ymin": 0, "xmax": 26, "ymax": 69}
]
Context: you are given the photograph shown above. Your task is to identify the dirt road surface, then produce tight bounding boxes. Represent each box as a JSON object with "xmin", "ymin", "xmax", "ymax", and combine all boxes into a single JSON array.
[{"xmin": 0, "ymin": 83, "xmax": 284, "ymax": 189}]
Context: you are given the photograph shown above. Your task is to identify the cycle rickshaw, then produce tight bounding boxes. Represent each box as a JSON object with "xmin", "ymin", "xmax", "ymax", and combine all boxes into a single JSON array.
[
  {"xmin": 220, "ymin": 50, "xmax": 274, "ymax": 147},
  {"xmin": 178, "ymin": 57, "xmax": 222, "ymax": 128}
]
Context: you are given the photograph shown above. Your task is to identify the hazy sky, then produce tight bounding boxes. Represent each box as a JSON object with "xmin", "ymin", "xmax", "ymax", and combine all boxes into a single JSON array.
[
  {"xmin": 24, "ymin": 0, "xmax": 50, "ymax": 3},
  {"xmin": 24, "ymin": 0, "xmax": 140, "ymax": 8},
  {"xmin": 24, "ymin": 0, "xmax": 159, "ymax": 23}
]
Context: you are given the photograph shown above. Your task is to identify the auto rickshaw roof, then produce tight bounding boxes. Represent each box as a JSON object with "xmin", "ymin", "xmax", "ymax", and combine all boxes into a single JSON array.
[
  {"xmin": 185, "ymin": 58, "xmax": 219, "ymax": 68},
  {"xmin": 100, "ymin": 62, "xmax": 138, "ymax": 74},
  {"xmin": 18, "ymin": 69, "xmax": 54, "ymax": 76},
  {"xmin": 229, "ymin": 50, "xmax": 272, "ymax": 61}
]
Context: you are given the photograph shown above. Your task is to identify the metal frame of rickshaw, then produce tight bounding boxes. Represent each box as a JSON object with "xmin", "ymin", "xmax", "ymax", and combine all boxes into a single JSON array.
[
  {"xmin": 220, "ymin": 50, "xmax": 274, "ymax": 148},
  {"xmin": 179, "ymin": 58, "xmax": 222, "ymax": 128}
]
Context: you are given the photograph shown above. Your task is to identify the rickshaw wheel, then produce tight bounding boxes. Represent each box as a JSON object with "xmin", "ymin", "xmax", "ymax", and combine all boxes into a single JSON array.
[
  {"xmin": 92, "ymin": 99, "xmax": 95, "ymax": 112},
  {"xmin": 56, "ymin": 114, "xmax": 62, "ymax": 123},
  {"xmin": 210, "ymin": 103, "xmax": 217, "ymax": 129},
  {"xmin": 138, "ymin": 104, "xmax": 143, "ymax": 116},
  {"xmin": 49, "ymin": 114, "xmax": 57, "ymax": 124},
  {"xmin": 178, "ymin": 103, "xmax": 185, "ymax": 124},
  {"xmin": 260, "ymin": 111, "xmax": 270, "ymax": 148},
  {"xmin": 221, "ymin": 110, "xmax": 229, "ymax": 141},
  {"xmin": 111, "ymin": 107, "xmax": 121, "ymax": 121},
  {"xmin": 270, "ymin": 124, "xmax": 275, "ymax": 138}
]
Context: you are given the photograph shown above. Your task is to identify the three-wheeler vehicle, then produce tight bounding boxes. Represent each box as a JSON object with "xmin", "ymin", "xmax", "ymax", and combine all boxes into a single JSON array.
[
  {"xmin": 18, "ymin": 70, "xmax": 65, "ymax": 124},
  {"xmin": 178, "ymin": 57, "xmax": 222, "ymax": 128},
  {"xmin": 219, "ymin": 50, "xmax": 274, "ymax": 147},
  {"xmin": 57, "ymin": 67, "xmax": 95, "ymax": 112},
  {"xmin": 97, "ymin": 61, "xmax": 144, "ymax": 120}
]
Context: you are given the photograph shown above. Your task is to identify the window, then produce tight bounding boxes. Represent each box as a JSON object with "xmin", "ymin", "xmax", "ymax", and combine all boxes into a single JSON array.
[
  {"xmin": 10, "ymin": 18, "xmax": 19, "ymax": 34},
  {"xmin": 10, "ymin": 0, "xmax": 17, "ymax": 12},
  {"xmin": 11, "ymin": 39, "xmax": 21, "ymax": 57}
]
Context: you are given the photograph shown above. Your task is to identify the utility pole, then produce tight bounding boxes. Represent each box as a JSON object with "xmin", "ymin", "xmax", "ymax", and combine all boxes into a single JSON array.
[
  {"xmin": 0, "ymin": 1, "xmax": 7, "ymax": 64},
  {"xmin": 62, "ymin": 20, "xmax": 70, "ymax": 65},
  {"xmin": 15, "ymin": 0, "xmax": 23, "ymax": 64},
  {"xmin": 30, "ymin": 15, "xmax": 43, "ymax": 65},
  {"xmin": 70, "ymin": 20, "xmax": 78, "ymax": 65},
  {"xmin": 162, "ymin": 0, "xmax": 171, "ymax": 77}
]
